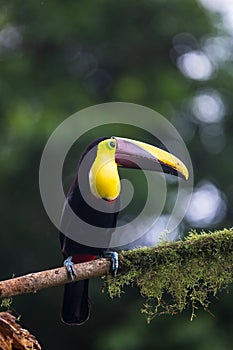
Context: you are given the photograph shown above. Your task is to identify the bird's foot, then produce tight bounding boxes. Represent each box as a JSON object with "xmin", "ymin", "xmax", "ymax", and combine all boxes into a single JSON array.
[
  {"xmin": 102, "ymin": 251, "xmax": 118, "ymax": 277},
  {"xmin": 64, "ymin": 256, "xmax": 76, "ymax": 280}
]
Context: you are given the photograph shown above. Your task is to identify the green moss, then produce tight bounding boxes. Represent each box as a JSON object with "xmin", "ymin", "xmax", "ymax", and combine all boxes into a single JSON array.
[
  {"xmin": 1, "ymin": 297, "xmax": 13, "ymax": 309},
  {"xmin": 107, "ymin": 228, "xmax": 233, "ymax": 323}
]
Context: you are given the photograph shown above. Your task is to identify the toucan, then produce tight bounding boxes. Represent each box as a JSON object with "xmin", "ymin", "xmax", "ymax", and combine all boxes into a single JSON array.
[{"xmin": 60, "ymin": 136, "xmax": 189, "ymax": 325}]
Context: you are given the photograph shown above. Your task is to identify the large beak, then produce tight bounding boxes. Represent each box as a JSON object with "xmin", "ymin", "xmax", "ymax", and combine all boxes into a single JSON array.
[{"xmin": 113, "ymin": 137, "xmax": 189, "ymax": 180}]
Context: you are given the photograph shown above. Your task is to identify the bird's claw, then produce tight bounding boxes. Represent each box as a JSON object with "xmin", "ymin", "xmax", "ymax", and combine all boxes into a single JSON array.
[
  {"xmin": 64, "ymin": 256, "xmax": 76, "ymax": 280},
  {"xmin": 103, "ymin": 251, "xmax": 118, "ymax": 277}
]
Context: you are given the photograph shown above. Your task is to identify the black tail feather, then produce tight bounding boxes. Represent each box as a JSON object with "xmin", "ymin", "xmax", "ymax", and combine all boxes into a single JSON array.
[{"xmin": 61, "ymin": 279, "xmax": 90, "ymax": 325}]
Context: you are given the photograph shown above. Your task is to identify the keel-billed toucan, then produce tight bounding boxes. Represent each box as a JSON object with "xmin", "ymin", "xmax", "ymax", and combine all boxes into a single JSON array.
[{"xmin": 60, "ymin": 136, "xmax": 188, "ymax": 325}]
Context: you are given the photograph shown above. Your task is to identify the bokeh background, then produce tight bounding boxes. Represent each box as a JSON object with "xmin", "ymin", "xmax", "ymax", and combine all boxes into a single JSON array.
[{"xmin": 0, "ymin": 0, "xmax": 233, "ymax": 349}]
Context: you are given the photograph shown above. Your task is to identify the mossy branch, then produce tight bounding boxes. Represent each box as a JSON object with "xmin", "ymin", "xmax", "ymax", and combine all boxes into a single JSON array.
[
  {"xmin": 0, "ymin": 228, "xmax": 233, "ymax": 322},
  {"xmin": 107, "ymin": 228, "xmax": 233, "ymax": 322}
]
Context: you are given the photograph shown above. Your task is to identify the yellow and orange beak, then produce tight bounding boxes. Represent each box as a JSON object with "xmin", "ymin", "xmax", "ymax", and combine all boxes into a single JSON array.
[{"xmin": 113, "ymin": 137, "xmax": 189, "ymax": 180}]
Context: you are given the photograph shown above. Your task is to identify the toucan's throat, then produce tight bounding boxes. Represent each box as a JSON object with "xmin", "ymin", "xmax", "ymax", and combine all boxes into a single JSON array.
[
  {"xmin": 102, "ymin": 197, "xmax": 117, "ymax": 202},
  {"xmin": 88, "ymin": 137, "xmax": 121, "ymax": 203},
  {"xmin": 89, "ymin": 158, "xmax": 121, "ymax": 200}
]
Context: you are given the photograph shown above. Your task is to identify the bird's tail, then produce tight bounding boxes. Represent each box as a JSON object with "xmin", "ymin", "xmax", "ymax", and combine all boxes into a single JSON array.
[{"xmin": 61, "ymin": 279, "xmax": 90, "ymax": 325}]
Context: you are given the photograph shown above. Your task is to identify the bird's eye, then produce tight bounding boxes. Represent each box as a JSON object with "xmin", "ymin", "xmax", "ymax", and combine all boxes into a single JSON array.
[{"xmin": 109, "ymin": 141, "xmax": 116, "ymax": 148}]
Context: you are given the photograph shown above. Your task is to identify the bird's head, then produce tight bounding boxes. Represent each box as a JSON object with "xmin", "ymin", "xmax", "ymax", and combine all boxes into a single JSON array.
[{"xmin": 87, "ymin": 136, "xmax": 189, "ymax": 201}]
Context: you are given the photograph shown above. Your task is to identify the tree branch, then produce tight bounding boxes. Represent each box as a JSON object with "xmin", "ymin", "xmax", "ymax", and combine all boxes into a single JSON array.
[
  {"xmin": 0, "ymin": 312, "xmax": 41, "ymax": 350},
  {"xmin": 0, "ymin": 259, "xmax": 111, "ymax": 299},
  {"xmin": 107, "ymin": 228, "xmax": 233, "ymax": 321},
  {"xmin": 0, "ymin": 228, "xmax": 233, "ymax": 322}
]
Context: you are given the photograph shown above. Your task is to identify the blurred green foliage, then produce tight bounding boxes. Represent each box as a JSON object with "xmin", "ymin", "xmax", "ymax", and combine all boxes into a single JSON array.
[{"xmin": 0, "ymin": 0, "xmax": 233, "ymax": 349}]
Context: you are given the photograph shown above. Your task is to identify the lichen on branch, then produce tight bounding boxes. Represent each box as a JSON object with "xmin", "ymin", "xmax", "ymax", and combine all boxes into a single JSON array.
[{"xmin": 107, "ymin": 228, "xmax": 233, "ymax": 322}]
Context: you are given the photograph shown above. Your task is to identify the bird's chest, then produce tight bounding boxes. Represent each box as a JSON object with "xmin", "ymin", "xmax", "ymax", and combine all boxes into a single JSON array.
[{"xmin": 69, "ymin": 188, "xmax": 119, "ymax": 229}]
